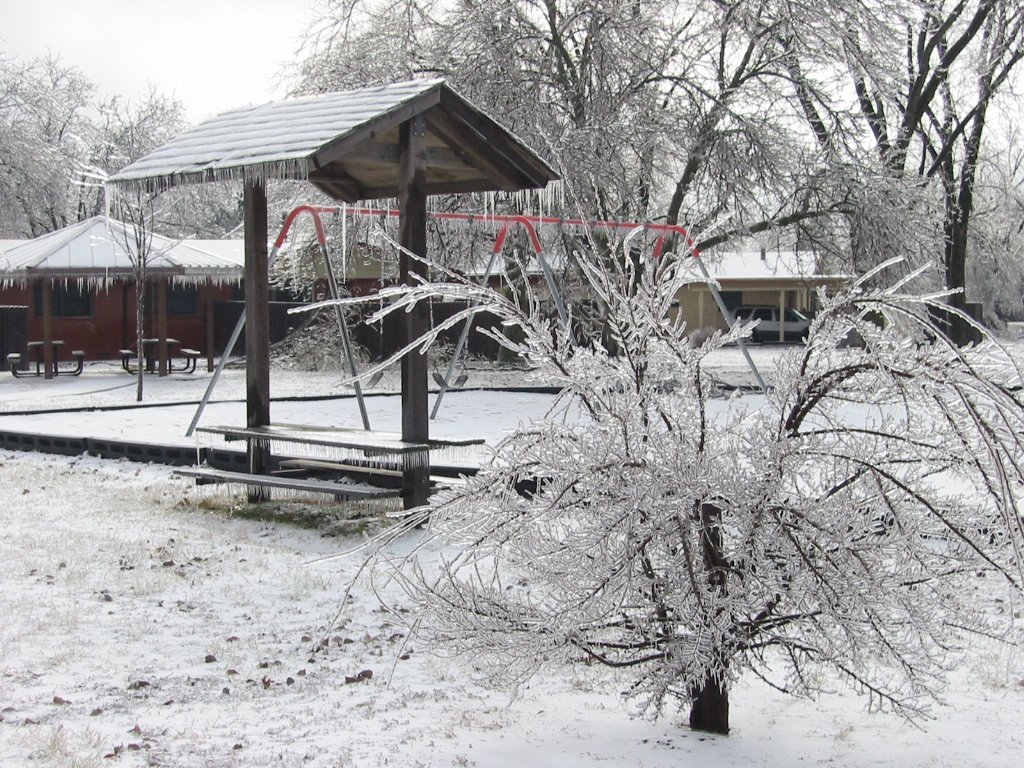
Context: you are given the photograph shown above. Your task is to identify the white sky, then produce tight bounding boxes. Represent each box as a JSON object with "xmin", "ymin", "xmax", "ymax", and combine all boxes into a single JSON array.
[{"xmin": 0, "ymin": 0, "xmax": 320, "ymax": 122}]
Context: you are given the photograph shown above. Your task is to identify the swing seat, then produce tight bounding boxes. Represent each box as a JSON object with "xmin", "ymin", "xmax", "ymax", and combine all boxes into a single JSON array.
[{"xmin": 433, "ymin": 371, "xmax": 469, "ymax": 389}]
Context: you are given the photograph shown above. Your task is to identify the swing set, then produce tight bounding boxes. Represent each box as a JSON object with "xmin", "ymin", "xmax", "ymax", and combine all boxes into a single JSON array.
[{"xmin": 187, "ymin": 204, "xmax": 765, "ymax": 440}]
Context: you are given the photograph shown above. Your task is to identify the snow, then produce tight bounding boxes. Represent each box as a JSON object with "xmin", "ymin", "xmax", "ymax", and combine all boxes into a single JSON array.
[
  {"xmin": 1, "ymin": 348, "xmax": 1022, "ymax": 767},
  {"xmin": 692, "ymin": 249, "xmax": 849, "ymax": 281}
]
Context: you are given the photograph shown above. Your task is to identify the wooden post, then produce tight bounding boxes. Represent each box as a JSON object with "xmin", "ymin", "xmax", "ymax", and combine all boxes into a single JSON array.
[
  {"xmin": 398, "ymin": 115, "xmax": 430, "ymax": 509},
  {"xmin": 778, "ymin": 289, "xmax": 786, "ymax": 343},
  {"xmin": 157, "ymin": 277, "xmax": 169, "ymax": 376},
  {"xmin": 41, "ymin": 280, "xmax": 53, "ymax": 380},
  {"xmin": 204, "ymin": 286, "xmax": 215, "ymax": 372},
  {"xmin": 121, "ymin": 283, "xmax": 131, "ymax": 351},
  {"xmin": 244, "ymin": 179, "xmax": 271, "ymax": 500}
]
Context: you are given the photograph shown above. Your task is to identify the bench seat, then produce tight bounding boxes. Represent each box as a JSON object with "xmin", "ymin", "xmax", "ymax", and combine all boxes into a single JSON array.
[{"xmin": 174, "ymin": 466, "xmax": 401, "ymax": 499}]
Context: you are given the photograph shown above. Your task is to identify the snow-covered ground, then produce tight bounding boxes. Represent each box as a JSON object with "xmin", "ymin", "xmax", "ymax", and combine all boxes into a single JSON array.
[{"xmin": 1, "ymin": 346, "xmax": 1023, "ymax": 767}]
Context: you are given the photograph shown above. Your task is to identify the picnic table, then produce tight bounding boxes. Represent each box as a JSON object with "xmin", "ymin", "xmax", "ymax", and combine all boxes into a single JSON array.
[
  {"xmin": 120, "ymin": 339, "xmax": 201, "ymax": 374},
  {"xmin": 7, "ymin": 340, "xmax": 85, "ymax": 377}
]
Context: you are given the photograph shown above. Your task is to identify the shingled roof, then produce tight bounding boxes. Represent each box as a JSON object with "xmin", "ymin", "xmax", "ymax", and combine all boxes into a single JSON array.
[{"xmin": 109, "ymin": 79, "xmax": 558, "ymax": 201}]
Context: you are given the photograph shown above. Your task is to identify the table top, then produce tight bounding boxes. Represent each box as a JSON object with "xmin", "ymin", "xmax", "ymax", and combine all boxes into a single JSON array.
[{"xmin": 27, "ymin": 340, "xmax": 64, "ymax": 348}]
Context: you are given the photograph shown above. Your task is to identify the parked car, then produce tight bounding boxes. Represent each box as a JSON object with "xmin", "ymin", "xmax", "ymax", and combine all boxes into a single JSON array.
[{"xmin": 732, "ymin": 306, "xmax": 811, "ymax": 343}]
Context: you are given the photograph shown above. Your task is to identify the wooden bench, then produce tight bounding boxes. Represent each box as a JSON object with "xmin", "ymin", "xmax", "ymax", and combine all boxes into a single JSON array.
[
  {"xmin": 174, "ymin": 466, "xmax": 401, "ymax": 500},
  {"xmin": 277, "ymin": 457, "xmax": 466, "ymax": 488},
  {"xmin": 67, "ymin": 350, "xmax": 85, "ymax": 376},
  {"xmin": 119, "ymin": 348, "xmax": 137, "ymax": 373},
  {"xmin": 8, "ymin": 349, "xmax": 85, "ymax": 377},
  {"xmin": 198, "ymin": 423, "xmax": 433, "ymax": 458},
  {"xmin": 121, "ymin": 346, "xmax": 200, "ymax": 374},
  {"xmin": 177, "ymin": 348, "xmax": 201, "ymax": 374},
  {"xmin": 223, "ymin": 422, "xmax": 484, "ymax": 447},
  {"xmin": 195, "ymin": 423, "xmax": 482, "ymax": 491},
  {"xmin": 279, "ymin": 457, "xmax": 404, "ymax": 478}
]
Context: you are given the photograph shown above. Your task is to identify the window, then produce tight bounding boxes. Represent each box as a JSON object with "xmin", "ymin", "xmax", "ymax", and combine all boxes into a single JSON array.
[
  {"xmin": 168, "ymin": 284, "xmax": 198, "ymax": 316},
  {"xmin": 34, "ymin": 283, "xmax": 91, "ymax": 318}
]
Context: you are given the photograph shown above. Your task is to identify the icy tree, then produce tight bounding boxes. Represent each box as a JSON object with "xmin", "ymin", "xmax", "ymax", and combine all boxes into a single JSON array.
[
  {"xmin": 0, "ymin": 55, "xmax": 96, "ymax": 236},
  {"xmin": 296, "ymin": 1, "xmax": 1024, "ymax": 330},
  {"xmin": 786, "ymin": 0, "xmax": 1024, "ymax": 342},
  {"xmin": 364, "ymin": 238, "xmax": 1024, "ymax": 735}
]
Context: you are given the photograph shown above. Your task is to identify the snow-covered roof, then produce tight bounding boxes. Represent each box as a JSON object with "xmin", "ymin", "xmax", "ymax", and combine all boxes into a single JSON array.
[
  {"xmin": 693, "ymin": 250, "xmax": 847, "ymax": 282},
  {"xmin": 188, "ymin": 239, "xmax": 245, "ymax": 267},
  {"xmin": 461, "ymin": 249, "xmax": 844, "ymax": 284},
  {"xmin": 0, "ymin": 238, "xmax": 27, "ymax": 256},
  {"xmin": 109, "ymin": 79, "xmax": 558, "ymax": 202},
  {"xmin": 0, "ymin": 217, "xmax": 243, "ymax": 285}
]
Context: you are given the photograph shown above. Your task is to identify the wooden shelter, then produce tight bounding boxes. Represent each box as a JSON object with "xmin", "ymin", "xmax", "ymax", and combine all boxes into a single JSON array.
[{"xmin": 109, "ymin": 78, "xmax": 559, "ymax": 507}]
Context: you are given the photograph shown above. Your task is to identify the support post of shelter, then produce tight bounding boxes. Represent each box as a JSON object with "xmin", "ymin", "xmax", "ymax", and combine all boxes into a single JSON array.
[
  {"xmin": 204, "ymin": 289, "xmax": 215, "ymax": 372},
  {"xmin": 399, "ymin": 116, "xmax": 430, "ymax": 510},
  {"xmin": 244, "ymin": 179, "xmax": 271, "ymax": 501},
  {"xmin": 157, "ymin": 277, "xmax": 169, "ymax": 376},
  {"xmin": 41, "ymin": 280, "xmax": 53, "ymax": 380}
]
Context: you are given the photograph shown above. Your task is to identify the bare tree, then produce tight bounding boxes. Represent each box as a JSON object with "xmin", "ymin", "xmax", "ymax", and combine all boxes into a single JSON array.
[
  {"xmin": 782, "ymin": 0, "xmax": 1024, "ymax": 338},
  {"xmin": 111, "ymin": 191, "xmax": 157, "ymax": 401},
  {"xmin": 102, "ymin": 93, "xmax": 187, "ymax": 400},
  {"xmin": 355, "ymin": 236, "xmax": 1024, "ymax": 734},
  {"xmin": 966, "ymin": 126, "xmax": 1024, "ymax": 322}
]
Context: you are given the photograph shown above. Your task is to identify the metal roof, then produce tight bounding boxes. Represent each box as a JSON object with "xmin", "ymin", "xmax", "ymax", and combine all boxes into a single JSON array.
[
  {"xmin": 0, "ymin": 217, "xmax": 243, "ymax": 284},
  {"xmin": 109, "ymin": 79, "xmax": 558, "ymax": 201},
  {"xmin": 0, "ymin": 239, "xmax": 27, "ymax": 255}
]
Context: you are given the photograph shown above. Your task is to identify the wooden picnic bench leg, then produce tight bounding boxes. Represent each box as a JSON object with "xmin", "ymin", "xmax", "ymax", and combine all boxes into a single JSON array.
[
  {"xmin": 178, "ymin": 348, "xmax": 201, "ymax": 374},
  {"xmin": 120, "ymin": 349, "xmax": 134, "ymax": 373}
]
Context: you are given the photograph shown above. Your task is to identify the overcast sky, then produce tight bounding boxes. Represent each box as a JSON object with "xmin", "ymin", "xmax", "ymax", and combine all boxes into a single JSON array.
[{"xmin": 0, "ymin": 0, "xmax": 319, "ymax": 122}]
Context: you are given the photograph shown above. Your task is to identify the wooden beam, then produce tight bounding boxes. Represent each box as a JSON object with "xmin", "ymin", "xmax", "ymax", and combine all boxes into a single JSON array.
[
  {"xmin": 308, "ymin": 167, "xmax": 364, "ymax": 202},
  {"xmin": 360, "ymin": 177, "xmax": 526, "ymax": 200},
  {"xmin": 424, "ymin": 106, "xmax": 529, "ymax": 191},
  {"xmin": 437, "ymin": 89, "xmax": 557, "ymax": 185},
  {"xmin": 244, "ymin": 179, "xmax": 271, "ymax": 500},
  {"xmin": 398, "ymin": 115, "xmax": 431, "ymax": 510},
  {"xmin": 311, "ymin": 88, "xmax": 443, "ymax": 170},
  {"xmin": 355, "ymin": 140, "xmax": 473, "ymax": 171}
]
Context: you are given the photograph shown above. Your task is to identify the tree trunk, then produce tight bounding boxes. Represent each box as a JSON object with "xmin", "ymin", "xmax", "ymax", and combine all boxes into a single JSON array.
[
  {"xmin": 944, "ymin": 219, "xmax": 971, "ymax": 347},
  {"xmin": 690, "ymin": 501, "xmax": 731, "ymax": 735},
  {"xmin": 689, "ymin": 673, "xmax": 730, "ymax": 735},
  {"xmin": 136, "ymin": 277, "xmax": 145, "ymax": 402}
]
